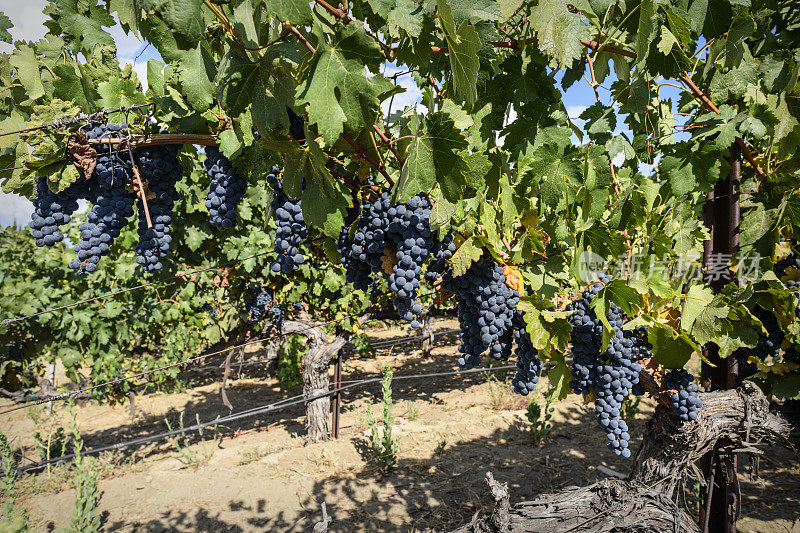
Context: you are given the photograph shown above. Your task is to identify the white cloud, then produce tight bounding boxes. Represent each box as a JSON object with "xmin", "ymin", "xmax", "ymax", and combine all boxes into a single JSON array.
[
  {"xmin": 566, "ymin": 105, "xmax": 587, "ymax": 120},
  {"xmin": 0, "ymin": 191, "xmax": 33, "ymax": 228},
  {"xmin": 0, "ymin": 0, "xmax": 48, "ymax": 52}
]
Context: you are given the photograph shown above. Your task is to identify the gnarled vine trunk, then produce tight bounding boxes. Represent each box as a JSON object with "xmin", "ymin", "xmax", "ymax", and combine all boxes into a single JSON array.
[
  {"xmin": 282, "ymin": 321, "xmax": 347, "ymax": 442},
  {"xmin": 448, "ymin": 382, "xmax": 792, "ymax": 533}
]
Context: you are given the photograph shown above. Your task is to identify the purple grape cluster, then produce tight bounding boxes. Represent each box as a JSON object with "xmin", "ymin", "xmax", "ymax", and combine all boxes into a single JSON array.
[
  {"xmin": 511, "ymin": 314, "xmax": 543, "ymax": 395},
  {"xmin": 69, "ymin": 123, "xmax": 136, "ymax": 274},
  {"xmin": 29, "ymin": 176, "xmax": 84, "ymax": 247},
  {"xmin": 566, "ymin": 274, "xmax": 646, "ymax": 458},
  {"xmin": 133, "ymin": 144, "xmax": 183, "ymax": 272},
  {"xmin": 267, "ymin": 166, "xmax": 308, "ymax": 273},
  {"xmin": 425, "ymin": 233, "xmax": 456, "ymax": 283},
  {"xmin": 204, "ymin": 147, "xmax": 247, "ymax": 230},
  {"xmin": 337, "ymin": 192, "xmax": 438, "ymax": 327},
  {"xmin": 442, "ymin": 256, "xmax": 520, "ymax": 369},
  {"xmin": 245, "ymin": 284, "xmax": 272, "ymax": 323},
  {"xmin": 336, "ymin": 193, "xmax": 391, "ymax": 290},
  {"xmin": 663, "ymin": 369, "xmax": 703, "ymax": 422}
]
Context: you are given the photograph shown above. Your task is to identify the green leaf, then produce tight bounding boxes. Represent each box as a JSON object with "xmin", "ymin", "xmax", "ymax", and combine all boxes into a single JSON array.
[
  {"xmin": 545, "ymin": 353, "xmax": 572, "ymax": 400},
  {"xmin": 529, "ymin": 0, "xmax": 590, "ymax": 67},
  {"xmin": 680, "ymin": 284, "xmax": 715, "ymax": 332},
  {"xmin": 498, "ymin": 0, "xmax": 523, "ymax": 19},
  {"xmin": 448, "ymin": 0, "xmax": 503, "ymax": 24},
  {"xmin": 649, "ymin": 323, "xmax": 696, "ymax": 369},
  {"xmin": 97, "ymin": 76, "xmax": 147, "ymax": 108},
  {"xmin": 283, "ymin": 140, "xmax": 352, "ymax": 237},
  {"xmin": 43, "ymin": 0, "xmax": 116, "ymax": 53},
  {"xmin": 394, "ymin": 112, "xmax": 469, "ymax": 202},
  {"xmin": 217, "ymin": 47, "xmax": 295, "ymax": 135},
  {"xmin": 720, "ymin": 11, "xmax": 755, "ymax": 69},
  {"xmin": 109, "ymin": 0, "xmax": 139, "ymax": 35},
  {"xmin": 52, "ymin": 63, "xmax": 100, "ymax": 113},
  {"xmin": 635, "ymin": 0, "xmax": 655, "ymax": 64},
  {"xmin": 295, "ymin": 22, "xmax": 391, "ymax": 144},
  {"xmin": 263, "ymin": 0, "xmax": 312, "ymax": 25},
  {"xmin": 0, "ymin": 12, "xmax": 12, "ymax": 43},
  {"xmin": 451, "ymin": 236, "xmax": 483, "ymax": 277},
  {"xmin": 438, "ymin": 0, "xmax": 481, "ymax": 107},
  {"xmin": 10, "ymin": 45, "xmax": 45, "ymax": 101},
  {"xmin": 430, "ymin": 188, "xmax": 457, "ymax": 230},
  {"xmin": 144, "ymin": 0, "xmax": 206, "ymax": 49}
]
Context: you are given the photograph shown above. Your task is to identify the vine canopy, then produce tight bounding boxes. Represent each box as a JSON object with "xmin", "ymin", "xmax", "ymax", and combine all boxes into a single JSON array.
[{"xmin": 0, "ymin": 0, "xmax": 800, "ymax": 400}]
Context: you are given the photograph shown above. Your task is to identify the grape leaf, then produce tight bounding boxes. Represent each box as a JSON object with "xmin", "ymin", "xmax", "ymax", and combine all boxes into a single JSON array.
[
  {"xmin": 142, "ymin": 0, "xmax": 206, "ymax": 49},
  {"xmin": 295, "ymin": 22, "xmax": 393, "ymax": 144},
  {"xmin": 438, "ymin": 0, "xmax": 481, "ymax": 108},
  {"xmin": 43, "ymin": 0, "xmax": 116, "ymax": 53},
  {"xmin": 52, "ymin": 63, "xmax": 100, "ymax": 113},
  {"xmin": 529, "ymin": 0, "xmax": 591, "ymax": 67},
  {"xmin": 451, "ymin": 235, "xmax": 483, "ymax": 277},
  {"xmin": 394, "ymin": 112, "xmax": 469, "ymax": 203},
  {"xmin": 0, "ymin": 12, "xmax": 11, "ymax": 43},
  {"xmin": 97, "ymin": 76, "xmax": 147, "ymax": 108},
  {"xmin": 10, "ymin": 45, "xmax": 45, "ymax": 101},
  {"xmin": 263, "ymin": 0, "xmax": 312, "ymax": 25},
  {"xmin": 649, "ymin": 323, "xmax": 696, "ymax": 369},
  {"xmin": 216, "ymin": 46, "xmax": 295, "ymax": 136}
]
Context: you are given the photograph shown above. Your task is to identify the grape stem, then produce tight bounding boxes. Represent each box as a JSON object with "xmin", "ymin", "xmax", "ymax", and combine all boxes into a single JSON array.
[
  {"xmin": 372, "ymin": 125, "xmax": 404, "ymax": 166},
  {"xmin": 123, "ymin": 139, "xmax": 154, "ymax": 229},
  {"xmin": 340, "ymin": 133, "xmax": 395, "ymax": 187}
]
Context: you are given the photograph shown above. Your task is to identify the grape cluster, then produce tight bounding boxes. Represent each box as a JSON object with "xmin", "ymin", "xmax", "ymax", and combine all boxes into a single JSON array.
[
  {"xmin": 774, "ymin": 238, "xmax": 800, "ymax": 289},
  {"xmin": 270, "ymin": 306, "xmax": 285, "ymax": 334},
  {"xmin": 511, "ymin": 314, "xmax": 543, "ymax": 395},
  {"xmin": 425, "ymin": 233, "xmax": 456, "ymax": 283},
  {"xmin": 386, "ymin": 194, "xmax": 437, "ymax": 328},
  {"xmin": 134, "ymin": 144, "xmax": 183, "ymax": 272},
  {"xmin": 566, "ymin": 274, "xmax": 645, "ymax": 458},
  {"xmin": 70, "ymin": 123, "xmax": 136, "ymax": 274},
  {"xmin": 443, "ymin": 257, "xmax": 520, "ymax": 369},
  {"xmin": 204, "ymin": 147, "xmax": 247, "ymax": 230},
  {"xmin": 245, "ymin": 284, "xmax": 273, "ymax": 323},
  {"xmin": 267, "ymin": 166, "xmax": 308, "ymax": 273},
  {"xmin": 663, "ymin": 369, "xmax": 703, "ymax": 422},
  {"xmin": 29, "ymin": 176, "xmax": 83, "ymax": 247},
  {"xmin": 336, "ymin": 193, "xmax": 391, "ymax": 290},
  {"xmin": 737, "ymin": 304, "xmax": 787, "ymax": 382},
  {"xmin": 337, "ymin": 193, "xmax": 437, "ymax": 327}
]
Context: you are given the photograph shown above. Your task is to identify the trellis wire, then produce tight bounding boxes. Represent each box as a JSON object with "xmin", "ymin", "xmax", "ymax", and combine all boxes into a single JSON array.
[
  {"xmin": 1, "ymin": 234, "xmax": 330, "ymax": 326},
  {"xmin": 0, "ymin": 286, "xmax": 449, "ymax": 415},
  {"xmin": 0, "ymin": 104, "xmax": 156, "ymax": 139},
  {"xmin": 13, "ymin": 363, "xmax": 517, "ymax": 474}
]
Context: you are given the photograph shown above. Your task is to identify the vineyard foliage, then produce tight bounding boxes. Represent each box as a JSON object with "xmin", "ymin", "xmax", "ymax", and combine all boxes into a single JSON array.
[
  {"xmin": 0, "ymin": 0, "xmax": 799, "ymax": 405},
  {"xmin": 0, "ymin": 157, "xmax": 370, "ymax": 399}
]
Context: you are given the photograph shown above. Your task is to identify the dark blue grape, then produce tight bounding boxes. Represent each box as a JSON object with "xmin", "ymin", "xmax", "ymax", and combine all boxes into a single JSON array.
[
  {"xmin": 69, "ymin": 123, "xmax": 135, "ymax": 275},
  {"xmin": 270, "ymin": 305, "xmax": 285, "ymax": 334},
  {"xmin": 663, "ymin": 369, "xmax": 703, "ymax": 422},
  {"xmin": 245, "ymin": 284, "xmax": 272, "ymax": 323},
  {"xmin": 566, "ymin": 273, "xmax": 644, "ymax": 458},
  {"xmin": 204, "ymin": 147, "xmax": 247, "ymax": 230},
  {"xmin": 28, "ymin": 176, "xmax": 85, "ymax": 247},
  {"xmin": 267, "ymin": 166, "xmax": 308, "ymax": 273},
  {"xmin": 511, "ymin": 313, "xmax": 542, "ymax": 395},
  {"xmin": 443, "ymin": 256, "xmax": 520, "ymax": 369},
  {"xmin": 134, "ymin": 143, "xmax": 182, "ymax": 272}
]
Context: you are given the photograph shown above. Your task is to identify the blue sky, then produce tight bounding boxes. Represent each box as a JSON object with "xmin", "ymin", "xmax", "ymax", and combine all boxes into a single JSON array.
[{"xmin": 0, "ymin": 3, "xmax": 680, "ymax": 227}]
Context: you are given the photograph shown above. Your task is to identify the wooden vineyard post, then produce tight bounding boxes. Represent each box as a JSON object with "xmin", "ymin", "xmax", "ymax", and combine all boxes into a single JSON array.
[
  {"xmin": 700, "ymin": 142, "xmax": 742, "ymax": 533},
  {"xmin": 331, "ymin": 354, "xmax": 342, "ymax": 439}
]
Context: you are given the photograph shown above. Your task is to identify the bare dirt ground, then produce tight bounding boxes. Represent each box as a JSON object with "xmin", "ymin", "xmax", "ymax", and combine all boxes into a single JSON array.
[{"xmin": 2, "ymin": 319, "xmax": 798, "ymax": 532}]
